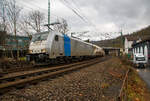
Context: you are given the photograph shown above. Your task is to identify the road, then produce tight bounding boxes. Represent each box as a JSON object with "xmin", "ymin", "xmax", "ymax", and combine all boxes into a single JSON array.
[{"xmin": 136, "ymin": 68, "xmax": 150, "ymax": 89}]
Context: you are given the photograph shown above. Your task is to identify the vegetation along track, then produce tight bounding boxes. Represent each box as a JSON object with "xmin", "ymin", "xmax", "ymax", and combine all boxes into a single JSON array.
[{"xmin": 0, "ymin": 57, "xmax": 108, "ymax": 95}]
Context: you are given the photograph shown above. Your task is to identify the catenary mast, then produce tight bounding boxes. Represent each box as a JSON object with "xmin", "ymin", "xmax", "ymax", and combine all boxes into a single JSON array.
[{"xmin": 48, "ymin": 0, "xmax": 50, "ymax": 25}]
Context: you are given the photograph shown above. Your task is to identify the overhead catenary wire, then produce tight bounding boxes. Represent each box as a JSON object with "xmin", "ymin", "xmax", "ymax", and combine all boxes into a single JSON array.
[
  {"xmin": 18, "ymin": 0, "xmax": 65, "ymax": 21},
  {"xmin": 18, "ymin": 0, "xmax": 115, "ymax": 40},
  {"xmin": 61, "ymin": 0, "xmax": 123, "ymax": 40},
  {"xmin": 70, "ymin": 0, "xmax": 98, "ymax": 29},
  {"xmin": 61, "ymin": 0, "xmax": 100, "ymax": 29},
  {"xmin": 59, "ymin": 0, "xmax": 110, "ymax": 39},
  {"xmin": 60, "ymin": 0, "xmax": 88, "ymax": 23},
  {"xmin": 62, "ymin": 0, "xmax": 92, "ymax": 24},
  {"xmin": 2, "ymin": 0, "xmax": 120, "ymax": 40}
]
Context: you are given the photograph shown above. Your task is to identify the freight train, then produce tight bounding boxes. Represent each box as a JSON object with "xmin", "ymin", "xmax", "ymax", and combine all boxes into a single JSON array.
[{"xmin": 26, "ymin": 31, "xmax": 105, "ymax": 63}]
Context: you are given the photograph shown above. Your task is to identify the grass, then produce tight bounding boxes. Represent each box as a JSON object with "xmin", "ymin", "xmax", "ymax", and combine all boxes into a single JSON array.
[
  {"xmin": 127, "ymin": 69, "xmax": 145, "ymax": 101},
  {"xmin": 120, "ymin": 57, "xmax": 150, "ymax": 101},
  {"xmin": 19, "ymin": 57, "xmax": 26, "ymax": 61}
]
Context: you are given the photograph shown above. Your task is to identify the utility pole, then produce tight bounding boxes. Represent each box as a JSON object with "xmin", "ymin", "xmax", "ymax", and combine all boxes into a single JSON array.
[
  {"xmin": 0, "ymin": 0, "xmax": 4, "ymax": 31},
  {"xmin": 120, "ymin": 29, "xmax": 124, "ymax": 48},
  {"xmin": 48, "ymin": 0, "xmax": 50, "ymax": 25},
  {"xmin": 2, "ymin": 2, "xmax": 6, "ymax": 31}
]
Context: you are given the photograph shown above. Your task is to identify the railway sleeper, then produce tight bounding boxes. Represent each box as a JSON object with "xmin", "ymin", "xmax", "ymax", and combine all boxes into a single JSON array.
[
  {"xmin": 0, "ymin": 73, "xmax": 4, "ymax": 77},
  {"xmin": 41, "ymin": 78, "xmax": 50, "ymax": 81},
  {"xmin": 6, "ymin": 78, "xmax": 15, "ymax": 82},
  {"xmin": 30, "ymin": 80, "xmax": 39, "ymax": 85},
  {"xmin": 0, "ymin": 88, "xmax": 12, "ymax": 95},
  {"xmin": 37, "ymin": 72, "xmax": 42, "ymax": 75},
  {"xmin": 15, "ymin": 84, "xmax": 26, "ymax": 89},
  {"xmin": 27, "ymin": 74, "xmax": 36, "ymax": 77},
  {"xmin": 42, "ymin": 71, "xmax": 49, "ymax": 74},
  {"xmin": 20, "ymin": 76, "xmax": 27, "ymax": 79},
  {"xmin": 0, "ymin": 58, "xmax": 102, "ymax": 95}
]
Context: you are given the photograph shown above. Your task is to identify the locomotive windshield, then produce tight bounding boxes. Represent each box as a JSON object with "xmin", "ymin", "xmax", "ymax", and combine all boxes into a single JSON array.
[{"xmin": 31, "ymin": 32, "xmax": 49, "ymax": 42}]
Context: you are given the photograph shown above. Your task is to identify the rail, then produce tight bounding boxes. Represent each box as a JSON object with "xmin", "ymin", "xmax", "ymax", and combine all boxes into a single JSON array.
[
  {"xmin": 117, "ymin": 69, "xmax": 130, "ymax": 101},
  {"xmin": 0, "ymin": 57, "xmax": 105, "ymax": 95}
]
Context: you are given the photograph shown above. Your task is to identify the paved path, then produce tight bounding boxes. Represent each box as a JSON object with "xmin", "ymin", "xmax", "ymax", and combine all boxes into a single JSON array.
[{"xmin": 136, "ymin": 68, "xmax": 150, "ymax": 89}]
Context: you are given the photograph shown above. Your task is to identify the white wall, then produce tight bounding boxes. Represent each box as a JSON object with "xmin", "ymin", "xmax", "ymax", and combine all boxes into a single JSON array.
[
  {"xmin": 144, "ymin": 45, "xmax": 148, "ymax": 62},
  {"xmin": 124, "ymin": 38, "xmax": 133, "ymax": 54},
  {"xmin": 141, "ymin": 47, "xmax": 143, "ymax": 54},
  {"xmin": 137, "ymin": 47, "xmax": 139, "ymax": 53},
  {"xmin": 133, "ymin": 45, "xmax": 148, "ymax": 62}
]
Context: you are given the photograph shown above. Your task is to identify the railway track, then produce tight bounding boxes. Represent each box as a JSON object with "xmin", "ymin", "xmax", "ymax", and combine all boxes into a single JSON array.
[
  {"xmin": 1, "ymin": 60, "xmax": 77, "ymax": 75},
  {"xmin": 1, "ymin": 58, "xmax": 95, "ymax": 75},
  {"xmin": 0, "ymin": 57, "xmax": 106, "ymax": 95}
]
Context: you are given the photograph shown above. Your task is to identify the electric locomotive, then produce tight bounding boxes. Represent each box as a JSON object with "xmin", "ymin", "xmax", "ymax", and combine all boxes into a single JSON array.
[{"xmin": 27, "ymin": 30, "xmax": 104, "ymax": 63}]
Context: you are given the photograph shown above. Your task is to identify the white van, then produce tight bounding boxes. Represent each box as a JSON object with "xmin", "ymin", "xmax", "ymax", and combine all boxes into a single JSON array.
[{"xmin": 133, "ymin": 53, "xmax": 147, "ymax": 68}]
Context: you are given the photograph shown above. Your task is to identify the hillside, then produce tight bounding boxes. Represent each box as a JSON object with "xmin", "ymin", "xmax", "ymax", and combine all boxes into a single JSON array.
[{"xmin": 91, "ymin": 25, "xmax": 150, "ymax": 48}]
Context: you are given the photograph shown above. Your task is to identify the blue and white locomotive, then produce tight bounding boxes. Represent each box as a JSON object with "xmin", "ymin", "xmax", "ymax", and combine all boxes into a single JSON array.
[{"xmin": 27, "ymin": 30, "xmax": 104, "ymax": 63}]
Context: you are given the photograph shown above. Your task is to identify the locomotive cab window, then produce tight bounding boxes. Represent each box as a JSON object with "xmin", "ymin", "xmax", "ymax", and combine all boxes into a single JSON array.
[{"xmin": 55, "ymin": 35, "xmax": 59, "ymax": 41}]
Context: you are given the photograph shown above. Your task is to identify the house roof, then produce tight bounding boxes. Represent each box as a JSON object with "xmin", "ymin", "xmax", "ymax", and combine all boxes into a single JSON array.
[
  {"xmin": 125, "ymin": 36, "xmax": 141, "ymax": 41},
  {"xmin": 7, "ymin": 34, "xmax": 29, "ymax": 39},
  {"xmin": 132, "ymin": 38, "xmax": 150, "ymax": 47},
  {"xmin": 0, "ymin": 32, "xmax": 30, "ymax": 51},
  {"xmin": 125, "ymin": 35, "xmax": 150, "ymax": 41}
]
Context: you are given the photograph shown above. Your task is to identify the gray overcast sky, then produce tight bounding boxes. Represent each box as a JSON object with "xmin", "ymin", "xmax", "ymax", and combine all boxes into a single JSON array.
[{"xmin": 16, "ymin": 0, "xmax": 150, "ymax": 40}]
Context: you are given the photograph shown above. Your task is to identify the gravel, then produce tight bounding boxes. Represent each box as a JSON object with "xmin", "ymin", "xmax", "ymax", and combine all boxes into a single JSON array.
[{"xmin": 0, "ymin": 57, "xmax": 127, "ymax": 101}]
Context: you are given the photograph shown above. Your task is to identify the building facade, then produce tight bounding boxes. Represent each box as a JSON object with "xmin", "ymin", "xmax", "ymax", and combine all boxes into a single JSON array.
[
  {"xmin": 0, "ymin": 31, "xmax": 30, "ymax": 57},
  {"xmin": 124, "ymin": 37, "xmax": 134, "ymax": 54},
  {"xmin": 124, "ymin": 37, "xmax": 141, "ymax": 54},
  {"xmin": 132, "ymin": 40, "xmax": 150, "ymax": 63},
  {"xmin": 5, "ymin": 35, "xmax": 30, "ymax": 51}
]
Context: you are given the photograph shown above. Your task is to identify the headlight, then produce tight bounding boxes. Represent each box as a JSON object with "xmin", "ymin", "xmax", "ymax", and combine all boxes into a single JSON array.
[
  {"xmin": 29, "ymin": 50, "xmax": 32, "ymax": 53},
  {"xmin": 41, "ymin": 49, "xmax": 46, "ymax": 53}
]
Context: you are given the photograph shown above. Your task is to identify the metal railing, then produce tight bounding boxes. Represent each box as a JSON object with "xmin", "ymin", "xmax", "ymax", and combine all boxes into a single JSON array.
[{"xmin": 117, "ymin": 69, "xmax": 130, "ymax": 101}]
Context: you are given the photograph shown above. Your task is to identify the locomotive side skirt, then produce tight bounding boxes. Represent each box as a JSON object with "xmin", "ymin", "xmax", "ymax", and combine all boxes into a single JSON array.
[{"xmin": 64, "ymin": 34, "xmax": 71, "ymax": 56}]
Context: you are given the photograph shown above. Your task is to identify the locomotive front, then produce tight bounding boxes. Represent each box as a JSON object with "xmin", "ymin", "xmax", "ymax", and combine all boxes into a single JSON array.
[{"xmin": 27, "ymin": 31, "xmax": 50, "ymax": 62}]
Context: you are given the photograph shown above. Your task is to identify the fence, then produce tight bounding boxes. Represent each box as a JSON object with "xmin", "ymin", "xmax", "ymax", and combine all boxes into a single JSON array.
[{"xmin": 117, "ymin": 69, "xmax": 130, "ymax": 101}]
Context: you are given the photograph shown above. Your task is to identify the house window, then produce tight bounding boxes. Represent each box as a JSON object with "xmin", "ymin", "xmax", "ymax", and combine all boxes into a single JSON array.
[
  {"xmin": 18, "ymin": 39, "xmax": 22, "ymax": 43},
  {"xmin": 6, "ymin": 39, "xmax": 10, "ymax": 42},
  {"xmin": 143, "ymin": 47, "xmax": 144, "ymax": 54},
  {"xmin": 139, "ymin": 47, "xmax": 141, "ymax": 53},
  {"xmin": 55, "ymin": 35, "xmax": 59, "ymax": 41}
]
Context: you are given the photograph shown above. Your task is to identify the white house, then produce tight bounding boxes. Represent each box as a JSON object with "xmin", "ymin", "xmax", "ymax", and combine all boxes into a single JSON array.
[
  {"xmin": 132, "ymin": 39, "xmax": 150, "ymax": 63},
  {"xmin": 124, "ymin": 37, "xmax": 141, "ymax": 54}
]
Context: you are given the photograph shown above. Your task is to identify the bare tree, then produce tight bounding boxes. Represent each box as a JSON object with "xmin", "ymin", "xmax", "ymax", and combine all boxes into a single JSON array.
[
  {"xmin": 0, "ymin": 1, "xmax": 9, "ymax": 58},
  {"xmin": 19, "ymin": 16, "xmax": 32, "ymax": 40},
  {"xmin": 25, "ymin": 10, "xmax": 45, "ymax": 33},
  {"xmin": 0, "ymin": 0, "xmax": 7, "ymax": 32},
  {"xmin": 6, "ymin": 0, "xmax": 22, "ymax": 60},
  {"xmin": 53, "ymin": 18, "xmax": 69, "ymax": 34}
]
